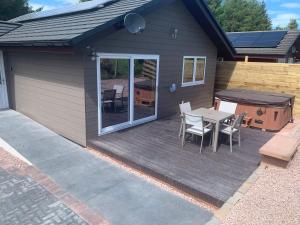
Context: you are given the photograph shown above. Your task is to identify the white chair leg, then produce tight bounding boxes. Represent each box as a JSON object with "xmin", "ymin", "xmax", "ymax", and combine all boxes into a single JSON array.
[
  {"xmin": 179, "ymin": 123, "xmax": 182, "ymax": 138},
  {"xmin": 181, "ymin": 130, "xmax": 185, "ymax": 148},
  {"xmin": 200, "ymin": 135, "xmax": 204, "ymax": 154},
  {"xmin": 230, "ymin": 134, "xmax": 233, "ymax": 153},
  {"xmin": 210, "ymin": 130, "xmax": 214, "ymax": 146},
  {"xmin": 238, "ymin": 130, "xmax": 241, "ymax": 148}
]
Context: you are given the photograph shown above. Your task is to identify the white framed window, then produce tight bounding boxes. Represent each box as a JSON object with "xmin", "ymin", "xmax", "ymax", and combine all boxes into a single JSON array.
[{"xmin": 181, "ymin": 56, "xmax": 206, "ymax": 87}]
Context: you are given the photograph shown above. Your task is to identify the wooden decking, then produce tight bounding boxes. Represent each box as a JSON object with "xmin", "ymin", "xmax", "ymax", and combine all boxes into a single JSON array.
[{"xmin": 88, "ymin": 117, "xmax": 274, "ymax": 207}]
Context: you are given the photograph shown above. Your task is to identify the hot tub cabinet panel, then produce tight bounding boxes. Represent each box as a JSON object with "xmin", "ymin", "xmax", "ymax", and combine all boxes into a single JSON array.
[{"xmin": 215, "ymin": 89, "xmax": 295, "ymax": 131}]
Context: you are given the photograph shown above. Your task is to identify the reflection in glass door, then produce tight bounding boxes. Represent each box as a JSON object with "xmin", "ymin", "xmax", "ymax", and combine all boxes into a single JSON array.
[
  {"xmin": 134, "ymin": 59, "xmax": 157, "ymax": 121},
  {"xmin": 100, "ymin": 58, "xmax": 130, "ymax": 132},
  {"xmin": 97, "ymin": 54, "xmax": 159, "ymax": 135}
]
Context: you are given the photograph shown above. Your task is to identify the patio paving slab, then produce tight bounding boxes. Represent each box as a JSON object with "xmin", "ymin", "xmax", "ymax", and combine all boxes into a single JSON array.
[{"xmin": 0, "ymin": 110, "xmax": 212, "ymax": 225}]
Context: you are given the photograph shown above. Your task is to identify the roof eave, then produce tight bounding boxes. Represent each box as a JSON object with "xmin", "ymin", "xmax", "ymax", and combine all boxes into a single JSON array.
[
  {"xmin": 0, "ymin": 40, "xmax": 70, "ymax": 47},
  {"xmin": 234, "ymin": 53, "xmax": 286, "ymax": 58}
]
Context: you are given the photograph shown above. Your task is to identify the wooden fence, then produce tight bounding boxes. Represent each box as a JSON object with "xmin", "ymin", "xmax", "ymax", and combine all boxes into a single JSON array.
[{"xmin": 215, "ymin": 61, "xmax": 300, "ymax": 116}]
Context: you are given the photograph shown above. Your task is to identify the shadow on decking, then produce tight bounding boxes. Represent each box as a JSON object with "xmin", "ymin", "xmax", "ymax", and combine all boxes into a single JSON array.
[{"xmin": 88, "ymin": 117, "xmax": 274, "ymax": 207}]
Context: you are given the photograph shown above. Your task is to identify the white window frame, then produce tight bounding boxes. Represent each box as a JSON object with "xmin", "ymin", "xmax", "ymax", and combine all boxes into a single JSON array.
[
  {"xmin": 0, "ymin": 50, "xmax": 9, "ymax": 109},
  {"xmin": 181, "ymin": 56, "xmax": 206, "ymax": 87}
]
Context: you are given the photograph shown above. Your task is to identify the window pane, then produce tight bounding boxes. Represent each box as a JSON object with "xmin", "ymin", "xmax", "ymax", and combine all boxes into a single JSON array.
[
  {"xmin": 134, "ymin": 59, "xmax": 157, "ymax": 121},
  {"xmin": 100, "ymin": 58, "xmax": 130, "ymax": 129},
  {"xmin": 183, "ymin": 58, "xmax": 194, "ymax": 83},
  {"xmin": 195, "ymin": 58, "xmax": 205, "ymax": 82}
]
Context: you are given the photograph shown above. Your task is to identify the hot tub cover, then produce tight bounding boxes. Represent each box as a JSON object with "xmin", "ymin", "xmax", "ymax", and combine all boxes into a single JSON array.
[{"xmin": 215, "ymin": 89, "xmax": 295, "ymax": 107}]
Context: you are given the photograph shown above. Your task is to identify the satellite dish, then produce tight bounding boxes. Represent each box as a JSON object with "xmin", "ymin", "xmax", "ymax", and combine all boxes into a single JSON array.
[{"xmin": 124, "ymin": 13, "xmax": 146, "ymax": 34}]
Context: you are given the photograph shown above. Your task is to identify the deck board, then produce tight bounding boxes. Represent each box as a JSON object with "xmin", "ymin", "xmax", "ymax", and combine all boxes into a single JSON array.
[{"xmin": 88, "ymin": 117, "xmax": 274, "ymax": 206}]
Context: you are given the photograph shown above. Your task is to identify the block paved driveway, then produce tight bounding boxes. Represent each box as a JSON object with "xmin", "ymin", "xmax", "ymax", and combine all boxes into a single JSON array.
[
  {"xmin": 0, "ymin": 167, "xmax": 88, "ymax": 225},
  {"xmin": 0, "ymin": 110, "xmax": 212, "ymax": 225}
]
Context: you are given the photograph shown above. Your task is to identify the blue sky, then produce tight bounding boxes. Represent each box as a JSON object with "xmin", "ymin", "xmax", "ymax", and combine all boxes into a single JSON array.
[
  {"xmin": 29, "ymin": 0, "xmax": 300, "ymax": 28},
  {"xmin": 265, "ymin": 0, "xmax": 300, "ymax": 27}
]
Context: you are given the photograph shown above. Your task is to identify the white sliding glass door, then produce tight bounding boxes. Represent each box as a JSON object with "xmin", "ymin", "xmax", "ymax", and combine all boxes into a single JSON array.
[{"xmin": 97, "ymin": 53, "xmax": 159, "ymax": 135}]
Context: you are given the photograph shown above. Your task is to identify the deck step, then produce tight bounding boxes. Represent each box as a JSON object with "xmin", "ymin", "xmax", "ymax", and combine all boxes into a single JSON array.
[{"xmin": 259, "ymin": 120, "xmax": 300, "ymax": 167}]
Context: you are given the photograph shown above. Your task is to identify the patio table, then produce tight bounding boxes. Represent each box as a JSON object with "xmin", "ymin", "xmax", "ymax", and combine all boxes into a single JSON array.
[{"xmin": 190, "ymin": 108, "xmax": 234, "ymax": 152}]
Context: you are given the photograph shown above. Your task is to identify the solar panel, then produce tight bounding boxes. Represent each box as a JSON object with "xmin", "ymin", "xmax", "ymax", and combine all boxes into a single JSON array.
[
  {"xmin": 254, "ymin": 31, "xmax": 287, "ymax": 48},
  {"xmin": 227, "ymin": 31, "xmax": 287, "ymax": 48},
  {"xmin": 11, "ymin": 0, "xmax": 117, "ymax": 22}
]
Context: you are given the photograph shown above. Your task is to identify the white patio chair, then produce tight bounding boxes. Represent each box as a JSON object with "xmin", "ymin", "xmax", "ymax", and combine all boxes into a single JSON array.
[
  {"xmin": 219, "ymin": 101, "xmax": 237, "ymax": 124},
  {"xmin": 220, "ymin": 113, "xmax": 246, "ymax": 152},
  {"xmin": 181, "ymin": 113, "xmax": 213, "ymax": 153},
  {"xmin": 102, "ymin": 89, "xmax": 116, "ymax": 112},
  {"xmin": 219, "ymin": 101, "xmax": 237, "ymax": 114},
  {"xmin": 178, "ymin": 101, "xmax": 192, "ymax": 137},
  {"xmin": 113, "ymin": 84, "xmax": 125, "ymax": 108}
]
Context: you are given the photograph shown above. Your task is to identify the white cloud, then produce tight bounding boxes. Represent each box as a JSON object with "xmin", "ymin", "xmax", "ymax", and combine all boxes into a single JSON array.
[
  {"xmin": 272, "ymin": 13, "xmax": 300, "ymax": 27},
  {"xmin": 268, "ymin": 10, "xmax": 284, "ymax": 15},
  {"xmin": 281, "ymin": 2, "xmax": 300, "ymax": 9},
  {"xmin": 30, "ymin": 0, "xmax": 79, "ymax": 11},
  {"xmin": 30, "ymin": 3, "xmax": 55, "ymax": 11},
  {"xmin": 59, "ymin": 0, "xmax": 78, "ymax": 4}
]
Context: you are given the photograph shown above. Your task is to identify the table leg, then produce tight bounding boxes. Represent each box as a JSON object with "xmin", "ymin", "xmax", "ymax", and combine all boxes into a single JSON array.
[{"xmin": 213, "ymin": 122, "xmax": 220, "ymax": 152}]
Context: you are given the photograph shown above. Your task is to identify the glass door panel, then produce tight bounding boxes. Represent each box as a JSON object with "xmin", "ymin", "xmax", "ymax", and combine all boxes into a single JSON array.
[
  {"xmin": 100, "ymin": 58, "xmax": 130, "ymax": 129},
  {"xmin": 134, "ymin": 59, "xmax": 157, "ymax": 121}
]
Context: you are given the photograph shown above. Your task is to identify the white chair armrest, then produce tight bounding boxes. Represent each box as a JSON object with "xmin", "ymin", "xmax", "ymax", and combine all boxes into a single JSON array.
[{"xmin": 204, "ymin": 123, "xmax": 213, "ymax": 129}]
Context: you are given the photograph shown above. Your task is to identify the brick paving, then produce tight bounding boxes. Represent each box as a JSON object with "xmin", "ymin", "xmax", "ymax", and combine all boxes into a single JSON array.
[
  {"xmin": 0, "ymin": 167, "xmax": 88, "ymax": 225},
  {"xmin": 0, "ymin": 148, "xmax": 110, "ymax": 225}
]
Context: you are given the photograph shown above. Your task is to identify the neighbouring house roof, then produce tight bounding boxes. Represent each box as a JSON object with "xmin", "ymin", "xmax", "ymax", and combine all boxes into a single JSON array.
[
  {"xmin": 0, "ymin": 21, "xmax": 21, "ymax": 37},
  {"xmin": 0, "ymin": 0, "xmax": 235, "ymax": 58},
  {"xmin": 227, "ymin": 30, "xmax": 300, "ymax": 56}
]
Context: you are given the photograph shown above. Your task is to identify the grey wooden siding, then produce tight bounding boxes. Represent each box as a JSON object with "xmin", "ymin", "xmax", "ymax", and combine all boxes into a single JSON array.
[
  {"xmin": 5, "ymin": 51, "xmax": 86, "ymax": 146},
  {"xmin": 84, "ymin": 0, "xmax": 217, "ymax": 139}
]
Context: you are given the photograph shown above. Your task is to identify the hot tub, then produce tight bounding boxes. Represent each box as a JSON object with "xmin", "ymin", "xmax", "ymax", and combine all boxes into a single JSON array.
[
  {"xmin": 134, "ymin": 80, "xmax": 155, "ymax": 106},
  {"xmin": 215, "ymin": 89, "xmax": 295, "ymax": 131}
]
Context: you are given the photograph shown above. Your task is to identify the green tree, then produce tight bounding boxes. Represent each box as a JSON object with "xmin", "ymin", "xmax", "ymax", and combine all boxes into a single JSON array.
[
  {"xmin": 287, "ymin": 18, "xmax": 298, "ymax": 30},
  {"xmin": 0, "ymin": 0, "xmax": 35, "ymax": 21},
  {"xmin": 207, "ymin": 0, "xmax": 272, "ymax": 32},
  {"xmin": 274, "ymin": 26, "xmax": 285, "ymax": 30},
  {"xmin": 206, "ymin": 0, "xmax": 223, "ymax": 22}
]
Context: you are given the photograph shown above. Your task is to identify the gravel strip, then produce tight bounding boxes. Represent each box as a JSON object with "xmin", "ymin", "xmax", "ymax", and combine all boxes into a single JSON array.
[{"xmin": 222, "ymin": 149, "xmax": 300, "ymax": 225}]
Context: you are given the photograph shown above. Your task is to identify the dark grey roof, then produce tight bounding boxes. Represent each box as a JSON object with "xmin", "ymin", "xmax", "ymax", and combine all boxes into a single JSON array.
[
  {"xmin": 0, "ymin": 21, "xmax": 21, "ymax": 37},
  {"xmin": 227, "ymin": 30, "xmax": 300, "ymax": 56},
  {"xmin": 10, "ymin": 0, "xmax": 116, "ymax": 22},
  {"xmin": 0, "ymin": 0, "xmax": 235, "ymax": 57},
  {"xmin": 0, "ymin": 0, "xmax": 151, "ymax": 46}
]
